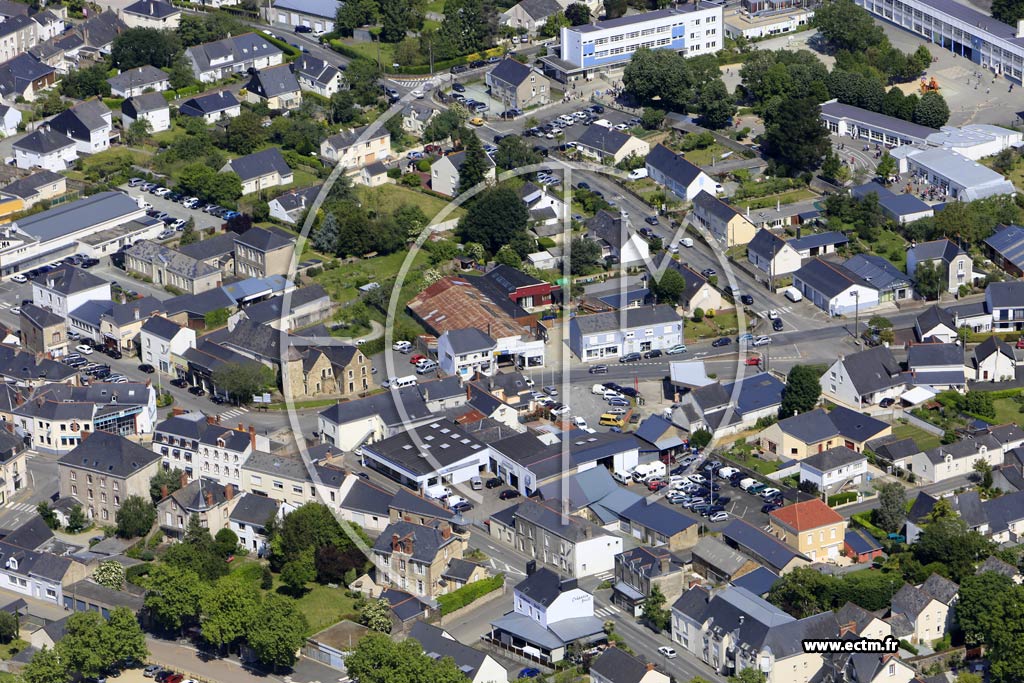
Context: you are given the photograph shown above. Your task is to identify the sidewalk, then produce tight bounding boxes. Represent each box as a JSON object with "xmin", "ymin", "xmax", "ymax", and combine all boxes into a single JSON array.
[{"xmin": 146, "ymin": 637, "xmax": 285, "ymax": 683}]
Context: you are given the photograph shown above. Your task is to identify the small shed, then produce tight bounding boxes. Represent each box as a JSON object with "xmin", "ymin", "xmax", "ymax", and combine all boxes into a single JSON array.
[{"xmin": 302, "ymin": 620, "xmax": 370, "ymax": 670}]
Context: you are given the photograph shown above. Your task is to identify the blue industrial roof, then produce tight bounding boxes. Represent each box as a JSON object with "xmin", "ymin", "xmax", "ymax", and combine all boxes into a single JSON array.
[
  {"xmin": 844, "ymin": 529, "xmax": 882, "ymax": 556},
  {"xmin": 723, "ymin": 519, "xmax": 807, "ymax": 572},
  {"xmin": 723, "ymin": 372, "xmax": 785, "ymax": 416},
  {"xmin": 985, "ymin": 224, "xmax": 1024, "ymax": 272},
  {"xmin": 273, "ymin": 0, "xmax": 341, "ymax": 19},
  {"xmin": 16, "ymin": 191, "xmax": 140, "ymax": 244},
  {"xmin": 731, "ymin": 567, "xmax": 780, "ymax": 597}
]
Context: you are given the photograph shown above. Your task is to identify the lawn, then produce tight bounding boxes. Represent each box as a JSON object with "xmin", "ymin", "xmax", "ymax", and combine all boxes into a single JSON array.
[
  {"xmin": 726, "ymin": 448, "xmax": 781, "ymax": 475},
  {"xmin": 338, "ymin": 37, "xmax": 396, "ymax": 66},
  {"xmin": 0, "ymin": 639, "xmax": 28, "ymax": 661},
  {"xmin": 314, "ymin": 249, "xmax": 431, "ymax": 305},
  {"xmin": 992, "ymin": 397, "xmax": 1024, "ymax": 425},
  {"xmin": 890, "ymin": 422, "xmax": 942, "ymax": 451},
  {"xmin": 685, "ymin": 310, "xmax": 740, "ymax": 340},
  {"xmin": 357, "ymin": 184, "xmax": 465, "ymax": 222},
  {"xmin": 683, "ymin": 143, "xmax": 732, "ymax": 167},
  {"xmin": 741, "ymin": 188, "xmax": 817, "ymax": 210},
  {"xmin": 864, "ymin": 229, "xmax": 909, "ymax": 270}
]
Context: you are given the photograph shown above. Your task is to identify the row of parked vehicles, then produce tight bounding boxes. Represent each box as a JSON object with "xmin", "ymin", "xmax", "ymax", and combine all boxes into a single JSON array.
[
  {"xmin": 63, "ymin": 355, "xmax": 129, "ymax": 383},
  {"xmin": 522, "ymin": 105, "xmax": 614, "ymax": 139}
]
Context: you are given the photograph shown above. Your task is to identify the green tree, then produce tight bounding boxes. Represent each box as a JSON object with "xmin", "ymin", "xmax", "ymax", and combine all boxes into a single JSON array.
[
  {"xmin": 176, "ymin": 13, "xmax": 246, "ymax": 47},
  {"xmin": 992, "ymin": 0, "xmax": 1024, "ymax": 26},
  {"xmin": 436, "ymin": 0, "xmax": 496, "ymax": 58},
  {"xmin": 821, "ymin": 152, "xmax": 849, "ymax": 184},
  {"xmin": 345, "ymin": 59, "xmax": 383, "ymax": 105},
  {"xmin": 813, "ymin": 0, "xmax": 885, "ymax": 52},
  {"xmin": 270, "ymin": 502, "xmax": 348, "ymax": 570},
  {"xmin": 246, "ymin": 593, "xmax": 309, "ymax": 671},
  {"xmin": 93, "ymin": 559, "xmax": 126, "ymax": 590},
  {"xmin": 211, "ymin": 362, "xmax": 276, "ymax": 404},
  {"xmin": 144, "ymin": 563, "xmax": 209, "ymax": 632},
  {"xmin": 379, "ymin": 0, "xmax": 411, "ymax": 42},
  {"xmin": 456, "ymin": 130, "xmax": 489, "ymax": 194},
  {"xmin": 762, "ymin": 97, "xmax": 830, "ymax": 176},
  {"xmin": 641, "ymin": 584, "xmax": 671, "ymax": 631},
  {"xmin": 104, "ymin": 607, "xmax": 148, "ymax": 667},
  {"xmin": 168, "ymin": 54, "xmax": 196, "ymax": 89},
  {"xmin": 914, "ymin": 514, "xmax": 995, "ymax": 582},
  {"xmin": 569, "ymin": 236, "xmax": 602, "ymax": 275},
  {"xmin": 111, "ymin": 27, "xmax": 182, "ymax": 69},
  {"xmin": 957, "ymin": 571, "xmax": 1017, "ymax": 645},
  {"xmin": 176, "ymin": 164, "xmax": 242, "ymax": 205},
  {"xmin": 66, "ymin": 504, "xmax": 87, "ymax": 533},
  {"xmin": 565, "ymin": 2, "xmax": 590, "ymax": 24},
  {"xmin": 913, "ymin": 91, "xmax": 950, "ymax": 128},
  {"xmin": 313, "ymin": 212, "xmax": 341, "ymax": 254},
  {"xmin": 494, "ymin": 135, "xmax": 542, "ymax": 171},
  {"xmin": 539, "ymin": 11, "xmax": 570, "ymax": 38},
  {"xmin": 261, "ymin": 565, "xmax": 274, "ymax": 590},
  {"xmin": 329, "ymin": 91, "xmax": 358, "ymax": 126},
  {"xmin": 124, "ymin": 117, "xmax": 152, "ymax": 146},
  {"xmin": 214, "ymin": 528, "xmax": 239, "ymax": 557},
  {"xmin": 914, "ymin": 259, "xmax": 942, "ymax": 301},
  {"xmin": 695, "ymin": 79, "xmax": 734, "ymax": 130},
  {"xmin": 22, "ymin": 646, "xmax": 66, "ymax": 683},
  {"xmin": 59, "ymin": 611, "xmax": 109, "ymax": 679},
  {"xmin": 650, "ymin": 268, "xmax": 687, "ymax": 305},
  {"xmin": 882, "ymin": 87, "xmax": 907, "ymax": 119},
  {"xmin": 201, "ymin": 574, "xmax": 261, "ymax": 649},
  {"xmin": 0, "ymin": 611, "xmax": 17, "ymax": 644},
  {"xmin": 178, "ymin": 218, "xmax": 198, "ymax": 246},
  {"xmin": 116, "ymin": 495, "xmax": 156, "ymax": 538},
  {"xmin": 456, "ymin": 185, "xmax": 529, "ymax": 254},
  {"xmin": 34, "ymin": 89, "xmax": 67, "ymax": 118},
  {"xmin": 60, "ymin": 64, "xmax": 111, "ymax": 99},
  {"xmin": 335, "ymin": 0, "xmax": 379, "ymax": 34},
  {"xmin": 874, "ymin": 482, "xmax": 906, "ymax": 533},
  {"xmin": 225, "ymin": 110, "xmax": 267, "ymax": 155},
  {"xmin": 422, "ymin": 108, "xmax": 466, "ymax": 143},
  {"xmin": 345, "ymin": 632, "xmax": 469, "ymax": 683},
  {"xmin": 730, "ymin": 669, "xmax": 767, "ymax": 683},
  {"xmin": 36, "ymin": 500, "xmax": 58, "ymax": 529},
  {"xmin": 690, "ymin": 429, "xmax": 713, "ymax": 450},
  {"xmin": 150, "ymin": 468, "xmax": 186, "ymax": 503},
  {"xmin": 974, "ymin": 459, "xmax": 994, "ymax": 489},
  {"xmin": 281, "ymin": 548, "xmax": 317, "ymax": 595},
  {"xmin": 359, "ymin": 597, "xmax": 394, "ymax": 633},
  {"xmin": 779, "ymin": 365, "xmax": 822, "ymax": 417},
  {"xmin": 767, "ymin": 566, "xmax": 833, "ymax": 617},
  {"xmin": 876, "ymin": 152, "xmax": 897, "ymax": 181},
  {"xmin": 493, "ymin": 244, "xmax": 522, "ymax": 268}
]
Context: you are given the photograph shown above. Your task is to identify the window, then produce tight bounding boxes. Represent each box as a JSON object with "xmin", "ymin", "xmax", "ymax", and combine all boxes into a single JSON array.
[
  {"xmin": 292, "ymin": 485, "xmax": 302, "ymax": 494},
  {"xmin": 101, "ymin": 508, "xmax": 108, "ymax": 520},
  {"xmin": 70, "ymin": 471, "xmax": 76, "ymax": 481},
  {"xmin": 251, "ymin": 475, "xmax": 261, "ymax": 484},
  {"xmin": 273, "ymin": 481, "xmax": 283, "ymax": 489}
]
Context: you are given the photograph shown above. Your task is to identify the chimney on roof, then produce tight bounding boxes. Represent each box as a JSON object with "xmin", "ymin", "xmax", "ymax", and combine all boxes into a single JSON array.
[
  {"xmin": 746, "ymin": 206, "xmax": 750, "ymax": 218},
  {"xmin": 660, "ymin": 555, "xmax": 670, "ymax": 573},
  {"xmin": 441, "ymin": 522, "xmax": 451, "ymax": 540},
  {"xmin": 160, "ymin": 484, "xmax": 168, "ymax": 499},
  {"xmin": 225, "ymin": 483, "xmax": 233, "ymax": 500},
  {"xmin": 1018, "ymin": 19, "xmax": 1024, "ymax": 38},
  {"xmin": 249, "ymin": 425, "xmax": 255, "ymax": 450},
  {"xmin": 179, "ymin": 471, "xmax": 188, "ymax": 488},
  {"xmin": 526, "ymin": 559, "xmax": 536, "ymax": 575},
  {"xmin": 207, "ymin": 415, "xmax": 216, "ymax": 425},
  {"xmin": 391, "ymin": 533, "xmax": 400, "ymax": 551},
  {"xmin": 205, "ymin": 491, "xmax": 214, "ymax": 507},
  {"xmin": 646, "ymin": 663, "xmax": 656, "ymax": 672},
  {"xmin": 839, "ymin": 620, "xmax": 858, "ymax": 637},
  {"xmin": 3, "ymin": 423, "xmax": 11, "ymax": 434},
  {"xmin": 172, "ymin": 407, "xmax": 184, "ymax": 416},
  {"xmin": 134, "ymin": 306, "xmax": 140, "ymax": 321}
]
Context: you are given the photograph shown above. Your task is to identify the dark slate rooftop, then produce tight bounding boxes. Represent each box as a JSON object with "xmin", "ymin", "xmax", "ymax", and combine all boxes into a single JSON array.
[{"xmin": 58, "ymin": 431, "xmax": 160, "ymax": 477}]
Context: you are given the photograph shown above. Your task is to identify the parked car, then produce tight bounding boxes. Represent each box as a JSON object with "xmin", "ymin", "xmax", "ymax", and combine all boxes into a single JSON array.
[
  {"xmin": 542, "ymin": 385, "xmax": 558, "ymax": 396},
  {"xmin": 773, "ymin": 318, "xmax": 784, "ymax": 331},
  {"xmin": 619, "ymin": 352, "xmax": 641, "ymax": 363},
  {"xmin": 708, "ymin": 511, "xmax": 729, "ymax": 523},
  {"xmin": 658, "ymin": 646, "xmax": 677, "ymax": 659},
  {"xmin": 138, "ymin": 364, "xmax": 155, "ymax": 374},
  {"xmin": 643, "ymin": 349, "xmax": 662, "ymax": 359},
  {"xmin": 188, "ymin": 386, "xmax": 206, "ymax": 396},
  {"xmin": 75, "ymin": 344, "xmax": 94, "ymax": 355},
  {"xmin": 589, "ymin": 364, "xmax": 608, "ymax": 374},
  {"xmin": 752, "ymin": 335, "xmax": 772, "ymax": 347},
  {"xmin": 10, "ymin": 274, "xmax": 26, "ymax": 283},
  {"xmin": 666, "ymin": 344, "xmax": 687, "ymax": 355},
  {"xmin": 701, "ymin": 268, "xmax": 716, "ymax": 278},
  {"xmin": 740, "ymin": 294, "xmax": 754, "ymax": 305},
  {"xmin": 499, "ymin": 489, "xmax": 520, "ymax": 500},
  {"xmin": 519, "ymin": 669, "xmax": 541, "ymax": 679},
  {"xmin": 880, "ymin": 397, "xmax": 896, "ymax": 408},
  {"xmin": 711, "ymin": 337, "xmax": 732, "ymax": 347}
]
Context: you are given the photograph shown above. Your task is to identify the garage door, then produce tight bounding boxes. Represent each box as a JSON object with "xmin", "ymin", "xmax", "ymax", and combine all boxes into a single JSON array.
[{"xmin": 277, "ymin": 12, "xmax": 286, "ymax": 23}]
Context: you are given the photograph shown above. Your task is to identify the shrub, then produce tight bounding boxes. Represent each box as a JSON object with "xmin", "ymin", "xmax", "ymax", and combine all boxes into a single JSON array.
[
  {"xmin": 851, "ymin": 511, "xmax": 887, "ymax": 539},
  {"xmin": 436, "ymin": 575, "xmax": 504, "ymax": 616},
  {"xmin": 828, "ymin": 491, "xmax": 858, "ymax": 506},
  {"xmin": 899, "ymin": 640, "xmax": 918, "ymax": 655},
  {"xmin": 416, "ymin": 159, "xmax": 430, "ymax": 172}
]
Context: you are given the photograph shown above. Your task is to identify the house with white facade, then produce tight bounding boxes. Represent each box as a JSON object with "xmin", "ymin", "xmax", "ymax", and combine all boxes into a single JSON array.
[
  {"xmin": 912, "ymin": 433, "xmax": 1003, "ymax": 484},
  {"xmin": 798, "ymin": 446, "xmax": 868, "ymax": 493},
  {"xmin": 121, "ymin": 0, "xmax": 180, "ymax": 29},
  {"xmin": 106, "ymin": 64, "xmax": 169, "ymax": 98},
  {"xmin": 792, "ymin": 257, "xmax": 879, "ymax": 317},
  {"xmin": 905, "ymin": 238, "xmax": 973, "ymax": 295},
  {"xmin": 12, "ymin": 126, "xmax": 76, "ymax": 172},
  {"xmin": 121, "ymin": 92, "xmax": 170, "ymax": 133},
  {"xmin": 987, "ymin": 281, "xmax": 1024, "ymax": 333},
  {"xmin": 410, "ymin": 622, "xmax": 508, "ymax": 683},
  {"xmin": 914, "ymin": 305, "xmax": 958, "ymax": 343},
  {"xmin": 0, "ymin": 104, "xmax": 19, "ymax": 137},
  {"xmin": 292, "ymin": 54, "xmax": 341, "ymax": 97},
  {"xmin": 906, "ymin": 343, "xmax": 966, "ymax": 392},
  {"xmin": 318, "ymin": 387, "xmax": 435, "ymax": 452},
  {"xmin": 152, "ymin": 412, "xmax": 262, "ymax": 485},
  {"xmin": 32, "ymin": 265, "xmax": 110, "ymax": 320},
  {"xmin": 430, "ymin": 150, "xmax": 495, "ymax": 197},
  {"xmin": 178, "ymin": 91, "xmax": 241, "ymax": 123},
  {"xmin": 320, "ymin": 125, "xmax": 392, "ymax": 169},
  {"xmin": 820, "ymin": 346, "xmax": 905, "ymax": 408},
  {"xmin": 487, "ymin": 565, "xmax": 606, "ymax": 663},
  {"xmin": 889, "ymin": 574, "xmax": 958, "ymax": 645},
  {"xmin": 585, "ymin": 209, "xmax": 649, "ymax": 268},
  {"xmin": 747, "ymin": 229, "xmax": 801, "ymax": 276},
  {"xmin": 569, "ymin": 304, "xmax": 681, "ymax": 362},
  {"xmin": 973, "ymin": 335, "xmax": 1019, "ymax": 382},
  {"xmin": 646, "ymin": 145, "xmax": 720, "ymax": 202},
  {"xmin": 222, "ymin": 147, "xmax": 293, "ymax": 196},
  {"xmin": 48, "ymin": 100, "xmax": 113, "ymax": 155},
  {"xmin": 228, "ymin": 491, "xmax": 279, "ymax": 555},
  {"xmin": 437, "ymin": 328, "xmax": 497, "ymax": 380},
  {"xmin": 139, "ymin": 316, "xmax": 197, "ymax": 374},
  {"xmin": 186, "ymin": 33, "xmax": 283, "ymax": 83}
]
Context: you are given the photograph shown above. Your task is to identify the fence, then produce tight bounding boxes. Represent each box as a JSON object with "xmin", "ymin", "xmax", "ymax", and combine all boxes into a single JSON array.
[
  {"xmin": 906, "ymin": 647, "xmax": 966, "ymax": 672},
  {"xmin": 901, "ymin": 412, "xmax": 945, "ymax": 436}
]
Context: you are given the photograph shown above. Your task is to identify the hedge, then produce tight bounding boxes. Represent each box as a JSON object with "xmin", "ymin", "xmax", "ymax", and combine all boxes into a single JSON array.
[
  {"xmin": 359, "ymin": 337, "xmax": 385, "ymax": 357},
  {"xmin": 258, "ymin": 31, "xmax": 301, "ymax": 60},
  {"xmin": 828, "ymin": 491, "xmax": 858, "ymax": 507},
  {"xmin": 899, "ymin": 640, "xmax": 918, "ymax": 655},
  {"xmin": 851, "ymin": 511, "xmax": 887, "ymax": 540},
  {"xmin": 325, "ymin": 43, "xmax": 506, "ymax": 75},
  {"xmin": 437, "ymin": 574, "xmax": 504, "ymax": 616}
]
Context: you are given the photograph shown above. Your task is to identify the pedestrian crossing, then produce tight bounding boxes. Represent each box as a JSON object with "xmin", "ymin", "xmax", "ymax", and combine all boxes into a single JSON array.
[
  {"xmin": 219, "ymin": 407, "xmax": 249, "ymax": 421},
  {"xmin": 6, "ymin": 502, "xmax": 35, "ymax": 514},
  {"xmin": 0, "ymin": 302, "xmax": 12, "ymax": 309},
  {"xmin": 594, "ymin": 570, "xmax": 615, "ymax": 582},
  {"xmin": 595, "ymin": 605, "xmax": 621, "ymax": 618}
]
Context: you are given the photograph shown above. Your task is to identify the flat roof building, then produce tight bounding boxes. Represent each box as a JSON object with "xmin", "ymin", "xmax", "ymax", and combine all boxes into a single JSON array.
[{"xmin": 895, "ymin": 147, "xmax": 1016, "ymax": 202}]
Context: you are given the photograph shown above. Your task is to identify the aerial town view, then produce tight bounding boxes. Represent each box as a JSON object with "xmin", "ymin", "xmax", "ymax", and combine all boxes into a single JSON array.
[{"xmin": 0, "ymin": 0, "xmax": 1021, "ymax": 681}]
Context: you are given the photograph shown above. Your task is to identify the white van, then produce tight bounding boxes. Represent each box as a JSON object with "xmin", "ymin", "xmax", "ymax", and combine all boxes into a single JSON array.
[
  {"xmin": 680, "ymin": 237, "xmax": 694, "ymax": 248},
  {"xmin": 592, "ymin": 383, "xmax": 610, "ymax": 396},
  {"xmin": 628, "ymin": 168, "xmax": 648, "ymax": 180},
  {"xmin": 738, "ymin": 477, "xmax": 757, "ymax": 491},
  {"xmin": 784, "ymin": 286, "xmax": 803, "ymax": 302},
  {"xmin": 718, "ymin": 466, "xmax": 739, "ymax": 480},
  {"xmin": 383, "ymin": 375, "xmax": 418, "ymax": 389},
  {"xmin": 592, "ymin": 118, "xmax": 613, "ymax": 129},
  {"xmin": 613, "ymin": 470, "xmax": 632, "ymax": 485}
]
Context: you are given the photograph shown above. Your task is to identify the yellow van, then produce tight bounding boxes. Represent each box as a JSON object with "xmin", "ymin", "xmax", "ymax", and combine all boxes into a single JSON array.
[{"xmin": 599, "ymin": 413, "xmax": 625, "ymax": 428}]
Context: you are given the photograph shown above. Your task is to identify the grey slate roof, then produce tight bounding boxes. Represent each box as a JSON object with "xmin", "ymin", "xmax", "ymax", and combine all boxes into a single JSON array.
[
  {"xmin": 141, "ymin": 316, "xmax": 184, "ymax": 341},
  {"xmin": 515, "ymin": 566, "xmax": 574, "ymax": 607},
  {"xmin": 58, "ymin": 431, "xmax": 160, "ymax": 477},
  {"xmin": 589, "ymin": 647, "xmax": 652, "ymax": 683},
  {"xmin": 488, "ymin": 57, "xmax": 533, "ymax": 87},
  {"xmin": 921, "ymin": 573, "xmax": 958, "ymax": 605},
  {"xmin": 187, "ymin": 33, "xmax": 281, "ymax": 74},
  {"xmin": 891, "ymin": 583, "xmax": 933, "ymax": 620},
  {"xmin": 576, "ymin": 124, "xmax": 633, "ymax": 156},
  {"xmin": 410, "ymin": 621, "xmax": 492, "ymax": 679},
  {"xmin": 226, "ymin": 147, "xmax": 292, "ymax": 182},
  {"xmin": 2, "ymin": 170, "xmax": 63, "ymax": 200},
  {"xmin": 338, "ymin": 476, "xmax": 392, "ymax": 517},
  {"xmin": 843, "ymin": 254, "xmax": 911, "ymax": 292},
  {"xmin": 839, "ymin": 346, "xmax": 902, "ymax": 395},
  {"xmin": 512, "ymin": 498, "xmax": 610, "ymax": 543},
  {"xmin": 976, "ymin": 335, "xmax": 1016, "ymax": 363},
  {"xmin": 922, "ymin": 433, "xmax": 1000, "ymax": 464},
  {"xmin": 915, "ymin": 304, "xmax": 956, "ymax": 337},
  {"xmin": 168, "ymin": 476, "xmax": 230, "ymax": 511},
  {"xmin": 794, "ymin": 257, "xmax": 872, "ymax": 298},
  {"xmin": 3, "ymin": 515, "xmax": 53, "ymax": 551},
  {"xmin": 690, "ymin": 536, "xmax": 752, "ymax": 577},
  {"xmin": 572, "ymin": 304, "xmax": 678, "ymax": 334},
  {"xmin": 820, "ymin": 100, "xmax": 937, "ymax": 139},
  {"xmin": 49, "ymin": 100, "xmax": 110, "ymax": 143},
  {"xmin": 977, "ymin": 555, "xmax": 1019, "ymax": 578},
  {"xmin": 247, "ymin": 64, "xmax": 300, "ymax": 99},
  {"xmin": 34, "ymin": 264, "xmax": 106, "ymax": 295},
  {"xmin": 13, "ymin": 127, "xmax": 74, "ymax": 154},
  {"xmin": 776, "ymin": 408, "xmax": 839, "ymax": 443},
  {"xmin": 788, "ymin": 231, "xmax": 848, "ymax": 252},
  {"xmin": 0, "ymin": 54, "xmax": 55, "ymax": 98},
  {"xmin": 800, "ymin": 446, "xmax": 866, "ymax": 473},
  {"xmin": 123, "ymin": 0, "xmax": 178, "ymax": 18},
  {"xmin": 985, "ymin": 224, "xmax": 1024, "ymax": 272},
  {"xmin": 21, "ymin": 303, "xmax": 63, "ymax": 329},
  {"xmin": 722, "ymin": 519, "xmax": 808, "ymax": 572},
  {"xmin": 621, "ymin": 498, "xmax": 697, "ymax": 537},
  {"xmin": 123, "ymin": 92, "xmax": 167, "ymax": 116},
  {"xmin": 907, "ymin": 342, "xmax": 964, "ymax": 368},
  {"xmin": 324, "ymin": 125, "xmax": 388, "ymax": 151},
  {"xmin": 444, "ymin": 328, "xmax": 496, "ymax": 354},
  {"xmin": 646, "ymin": 143, "xmax": 702, "ymax": 187},
  {"xmin": 292, "ymin": 54, "xmax": 340, "ymax": 87},
  {"xmin": 179, "ymin": 91, "xmax": 239, "ymax": 117},
  {"xmin": 828, "ymin": 406, "xmax": 890, "ymax": 442},
  {"xmin": 75, "ymin": 10, "xmax": 126, "ymax": 49},
  {"xmin": 373, "ymin": 519, "xmax": 458, "ymax": 563},
  {"xmin": 319, "ymin": 386, "xmax": 432, "ymax": 429},
  {"xmin": 269, "ymin": 185, "xmax": 320, "ymax": 214},
  {"xmin": 127, "ymin": 240, "xmax": 219, "ymax": 282},
  {"xmin": 107, "ymin": 64, "xmax": 168, "ymax": 93},
  {"xmin": 235, "ymin": 225, "xmax": 293, "ymax": 252},
  {"xmin": 747, "ymin": 228, "xmax": 787, "ymax": 261},
  {"xmin": 908, "ymin": 238, "xmax": 965, "ymax": 265},
  {"xmin": 17, "ymin": 192, "xmax": 140, "ymax": 244},
  {"xmin": 987, "ymin": 281, "xmax": 1024, "ymax": 308}
]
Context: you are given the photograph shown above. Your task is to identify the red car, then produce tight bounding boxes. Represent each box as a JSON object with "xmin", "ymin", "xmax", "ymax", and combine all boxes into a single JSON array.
[
  {"xmin": 745, "ymin": 356, "xmax": 761, "ymax": 366},
  {"xmin": 1017, "ymin": 338, "xmax": 1024, "ymax": 349},
  {"xmin": 410, "ymin": 354, "xmax": 426, "ymax": 365},
  {"xmin": 647, "ymin": 479, "xmax": 666, "ymax": 491}
]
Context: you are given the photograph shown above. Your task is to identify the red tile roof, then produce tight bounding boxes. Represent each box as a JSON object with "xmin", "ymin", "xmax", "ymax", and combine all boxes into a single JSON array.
[
  {"xmin": 407, "ymin": 276, "xmax": 534, "ymax": 338},
  {"xmin": 770, "ymin": 498, "xmax": 844, "ymax": 531}
]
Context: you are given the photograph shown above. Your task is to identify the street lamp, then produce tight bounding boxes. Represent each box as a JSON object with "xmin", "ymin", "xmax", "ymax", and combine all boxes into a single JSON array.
[{"xmin": 853, "ymin": 290, "xmax": 861, "ymax": 348}]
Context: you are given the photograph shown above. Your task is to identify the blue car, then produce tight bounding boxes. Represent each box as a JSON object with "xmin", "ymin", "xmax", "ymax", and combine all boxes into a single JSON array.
[{"xmin": 519, "ymin": 669, "xmax": 541, "ymax": 679}]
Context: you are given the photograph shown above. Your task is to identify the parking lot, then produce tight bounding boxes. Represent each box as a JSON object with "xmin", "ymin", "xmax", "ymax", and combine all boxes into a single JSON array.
[{"xmin": 120, "ymin": 181, "xmax": 234, "ymax": 238}]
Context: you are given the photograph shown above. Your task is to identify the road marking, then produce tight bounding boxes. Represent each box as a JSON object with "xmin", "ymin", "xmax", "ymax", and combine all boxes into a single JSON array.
[
  {"xmin": 219, "ymin": 407, "xmax": 249, "ymax": 420},
  {"xmin": 6, "ymin": 503, "xmax": 35, "ymax": 513},
  {"xmin": 594, "ymin": 571, "xmax": 615, "ymax": 581}
]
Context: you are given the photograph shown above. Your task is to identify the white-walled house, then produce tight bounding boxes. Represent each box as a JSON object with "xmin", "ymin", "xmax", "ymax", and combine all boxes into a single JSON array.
[
  {"xmin": 48, "ymin": 100, "xmax": 112, "ymax": 154},
  {"xmin": 747, "ymin": 229, "xmax": 802, "ymax": 276},
  {"xmin": 821, "ymin": 346, "xmax": 906, "ymax": 408},
  {"xmin": 32, "ymin": 265, "xmax": 110, "ymax": 320},
  {"xmin": 798, "ymin": 446, "xmax": 868, "ymax": 493},
  {"xmin": 0, "ymin": 105, "xmax": 20, "ymax": 137},
  {"xmin": 438, "ymin": 328, "xmax": 497, "ymax": 380},
  {"xmin": 911, "ymin": 434, "xmax": 1004, "ymax": 484},
  {"xmin": 973, "ymin": 335, "xmax": 1019, "ymax": 382},
  {"xmin": 12, "ymin": 127, "xmax": 76, "ymax": 172},
  {"xmin": 320, "ymin": 126, "xmax": 392, "ymax": 169},
  {"xmin": 792, "ymin": 258, "xmax": 879, "ymax": 317},
  {"xmin": 121, "ymin": 92, "xmax": 170, "ymax": 133},
  {"xmin": 140, "ymin": 316, "xmax": 197, "ymax": 374}
]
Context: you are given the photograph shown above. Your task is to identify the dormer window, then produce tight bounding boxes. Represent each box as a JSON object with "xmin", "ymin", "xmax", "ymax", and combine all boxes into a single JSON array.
[{"xmin": 6, "ymin": 558, "xmax": 16, "ymax": 570}]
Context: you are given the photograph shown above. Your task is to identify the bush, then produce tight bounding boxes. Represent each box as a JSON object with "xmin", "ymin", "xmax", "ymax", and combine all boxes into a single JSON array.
[
  {"xmin": 899, "ymin": 640, "xmax": 918, "ymax": 655},
  {"xmin": 258, "ymin": 31, "xmax": 300, "ymax": 59},
  {"xmin": 851, "ymin": 511, "xmax": 888, "ymax": 539},
  {"xmin": 416, "ymin": 159, "xmax": 430, "ymax": 172},
  {"xmin": 828, "ymin": 491, "xmax": 858, "ymax": 506},
  {"xmin": 436, "ymin": 575, "xmax": 504, "ymax": 616}
]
